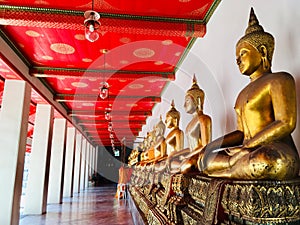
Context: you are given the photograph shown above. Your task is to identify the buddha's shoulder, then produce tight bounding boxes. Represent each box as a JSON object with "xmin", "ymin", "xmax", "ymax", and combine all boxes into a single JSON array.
[
  {"xmin": 265, "ymin": 71, "xmax": 295, "ymax": 83},
  {"xmin": 167, "ymin": 128, "xmax": 183, "ymax": 136},
  {"xmin": 198, "ymin": 113, "xmax": 211, "ymax": 122}
]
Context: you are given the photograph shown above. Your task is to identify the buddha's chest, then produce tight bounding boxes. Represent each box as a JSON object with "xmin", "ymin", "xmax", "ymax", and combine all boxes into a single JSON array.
[
  {"xmin": 186, "ymin": 120, "xmax": 201, "ymax": 140},
  {"xmin": 235, "ymin": 81, "xmax": 272, "ymax": 115}
]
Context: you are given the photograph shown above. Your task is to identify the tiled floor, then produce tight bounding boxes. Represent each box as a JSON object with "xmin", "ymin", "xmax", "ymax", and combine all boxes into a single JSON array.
[{"xmin": 20, "ymin": 185, "xmax": 134, "ymax": 225}]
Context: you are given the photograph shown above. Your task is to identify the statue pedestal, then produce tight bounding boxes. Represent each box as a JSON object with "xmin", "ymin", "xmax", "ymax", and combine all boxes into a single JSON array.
[
  {"xmin": 221, "ymin": 179, "xmax": 300, "ymax": 224},
  {"xmin": 129, "ymin": 168, "xmax": 300, "ymax": 225}
]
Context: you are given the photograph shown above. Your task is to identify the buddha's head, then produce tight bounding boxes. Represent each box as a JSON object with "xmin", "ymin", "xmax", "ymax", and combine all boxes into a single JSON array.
[
  {"xmin": 155, "ymin": 115, "xmax": 166, "ymax": 137},
  {"xmin": 145, "ymin": 131, "xmax": 154, "ymax": 149},
  {"xmin": 165, "ymin": 100, "xmax": 180, "ymax": 128},
  {"xmin": 236, "ymin": 8, "xmax": 274, "ymax": 75},
  {"xmin": 143, "ymin": 134, "xmax": 149, "ymax": 149},
  {"xmin": 137, "ymin": 142, "xmax": 144, "ymax": 151},
  {"xmin": 150, "ymin": 129, "xmax": 156, "ymax": 145},
  {"xmin": 184, "ymin": 75, "xmax": 204, "ymax": 113}
]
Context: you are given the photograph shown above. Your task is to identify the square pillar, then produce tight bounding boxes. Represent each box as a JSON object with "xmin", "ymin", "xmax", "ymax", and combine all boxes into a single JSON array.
[
  {"xmin": 91, "ymin": 147, "xmax": 95, "ymax": 175},
  {"xmin": 95, "ymin": 146, "xmax": 98, "ymax": 175},
  {"xmin": 63, "ymin": 127, "xmax": 76, "ymax": 197},
  {"xmin": 80, "ymin": 139, "xmax": 87, "ymax": 190},
  {"xmin": 73, "ymin": 132, "xmax": 82, "ymax": 194},
  {"xmin": 0, "ymin": 80, "xmax": 31, "ymax": 225},
  {"xmin": 47, "ymin": 118, "xmax": 67, "ymax": 204},
  {"xmin": 24, "ymin": 104, "xmax": 54, "ymax": 215},
  {"xmin": 85, "ymin": 143, "xmax": 90, "ymax": 188}
]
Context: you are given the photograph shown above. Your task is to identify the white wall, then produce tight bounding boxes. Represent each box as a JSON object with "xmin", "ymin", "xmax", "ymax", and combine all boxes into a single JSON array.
[{"xmin": 140, "ymin": 0, "xmax": 300, "ymax": 152}]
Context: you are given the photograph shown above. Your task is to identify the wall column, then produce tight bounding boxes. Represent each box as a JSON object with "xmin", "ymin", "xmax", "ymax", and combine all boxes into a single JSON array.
[
  {"xmin": 93, "ymin": 147, "xmax": 96, "ymax": 175},
  {"xmin": 63, "ymin": 126, "xmax": 76, "ymax": 197},
  {"xmin": 0, "ymin": 80, "xmax": 31, "ymax": 225},
  {"xmin": 73, "ymin": 132, "xmax": 82, "ymax": 194},
  {"xmin": 47, "ymin": 118, "xmax": 67, "ymax": 204},
  {"xmin": 95, "ymin": 146, "xmax": 98, "ymax": 175},
  {"xmin": 24, "ymin": 104, "xmax": 54, "ymax": 215},
  {"xmin": 91, "ymin": 147, "xmax": 95, "ymax": 175},
  {"xmin": 80, "ymin": 139, "xmax": 87, "ymax": 190},
  {"xmin": 85, "ymin": 143, "xmax": 90, "ymax": 188}
]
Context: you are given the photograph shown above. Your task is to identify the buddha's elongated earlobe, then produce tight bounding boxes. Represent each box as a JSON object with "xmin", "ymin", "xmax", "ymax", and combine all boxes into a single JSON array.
[
  {"xmin": 260, "ymin": 45, "xmax": 271, "ymax": 71},
  {"xmin": 196, "ymin": 97, "xmax": 201, "ymax": 111},
  {"xmin": 262, "ymin": 56, "xmax": 269, "ymax": 70}
]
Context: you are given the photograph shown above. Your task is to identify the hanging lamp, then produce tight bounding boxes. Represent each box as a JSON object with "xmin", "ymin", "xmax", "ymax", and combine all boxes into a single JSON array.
[
  {"xmin": 99, "ymin": 49, "xmax": 109, "ymax": 99},
  {"xmin": 84, "ymin": 0, "xmax": 100, "ymax": 42}
]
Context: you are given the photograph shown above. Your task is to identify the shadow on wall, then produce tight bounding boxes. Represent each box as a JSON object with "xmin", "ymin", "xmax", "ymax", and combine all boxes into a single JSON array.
[
  {"xmin": 96, "ymin": 145, "xmax": 132, "ymax": 184},
  {"xmin": 218, "ymin": 66, "xmax": 239, "ymax": 136},
  {"xmin": 97, "ymin": 146, "xmax": 120, "ymax": 183}
]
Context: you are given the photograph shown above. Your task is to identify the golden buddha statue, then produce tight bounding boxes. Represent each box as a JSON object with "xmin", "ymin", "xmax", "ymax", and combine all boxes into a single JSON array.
[
  {"xmin": 162, "ymin": 76, "xmax": 212, "ymax": 174},
  {"xmin": 147, "ymin": 129, "xmax": 156, "ymax": 162},
  {"xmin": 128, "ymin": 145, "xmax": 142, "ymax": 167},
  {"xmin": 131, "ymin": 142, "xmax": 142, "ymax": 167},
  {"xmin": 198, "ymin": 8, "xmax": 300, "ymax": 180},
  {"xmin": 159, "ymin": 100, "xmax": 184, "ymax": 173},
  {"xmin": 153, "ymin": 116, "xmax": 167, "ymax": 161},
  {"xmin": 144, "ymin": 115, "xmax": 167, "ymax": 169},
  {"xmin": 136, "ymin": 129, "xmax": 158, "ymax": 171},
  {"xmin": 128, "ymin": 150, "xmax": 135, "ymax": 167},
  {"xmin": 135, "ymin": 135, "xmax": 149, "ymax": 168},
  {"xmin": 177, "ymin": 75, "xmax": 212, "ymax": 174}
]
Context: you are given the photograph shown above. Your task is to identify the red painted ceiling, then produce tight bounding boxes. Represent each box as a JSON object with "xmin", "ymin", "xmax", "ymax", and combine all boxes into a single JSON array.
[{"xmin": 0, "ymin": 0, "xmax": 221, "ymax": 148}]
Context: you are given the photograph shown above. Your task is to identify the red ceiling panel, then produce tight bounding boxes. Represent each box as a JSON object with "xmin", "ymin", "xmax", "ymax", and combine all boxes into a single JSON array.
[
  {"xmin": 2, "ymin": 25, "xmax": 190, "ymax": 70},
  {"xmin": 4, "ymin": 0, "xmax": 216, "ymax": 20},
  {"xmin": 0, "ymin": 0, "xmax": 221, "ymax": 147},
  {"xmin": 44, "ymin": 75, "xmax": 168, "ymax": 96}
]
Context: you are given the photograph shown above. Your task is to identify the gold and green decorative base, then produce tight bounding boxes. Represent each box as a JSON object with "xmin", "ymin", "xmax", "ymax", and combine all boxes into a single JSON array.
[
  {"xmin": 221, "ymin": 179, "xmax": 300, "ymax": 224},
  {"xmin": 129, "ymin": 168, "xmax": 300, "ymax": 225}
]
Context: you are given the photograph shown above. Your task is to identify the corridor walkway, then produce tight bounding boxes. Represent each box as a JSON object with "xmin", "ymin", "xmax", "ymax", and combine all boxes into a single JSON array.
[{"xmin": 20, "ymin": 185, "xmax": 134, "ymax": 225}]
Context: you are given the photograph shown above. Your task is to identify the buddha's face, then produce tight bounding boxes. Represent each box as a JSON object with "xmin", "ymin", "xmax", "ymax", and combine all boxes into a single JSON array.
[
  {"xmin": 155, "ymin": 126, "xmax": 162, "ymax": 136},
  {"xmin": 184, "ymin": 95, "xmax": 197, "ymax": 114},
  {"xmin": 143, "ymin": 139, "xmax": 148, "ymax": 148},
  {"xmin": 165, "ymin": 115, "xmax": 175, "ymax": 128},
  {"xmin": 236, "ymin": 42, "xmax": 262, "ymax": 76}
]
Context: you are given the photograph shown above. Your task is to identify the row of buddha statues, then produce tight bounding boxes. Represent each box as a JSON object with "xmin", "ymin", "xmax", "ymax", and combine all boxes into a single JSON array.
[{"xmin": 128, "ymin": 7, "xmax": 300, "ymax": 181}]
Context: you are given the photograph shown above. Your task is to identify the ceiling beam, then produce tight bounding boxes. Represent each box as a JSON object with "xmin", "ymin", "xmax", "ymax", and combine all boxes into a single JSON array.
[
  {"xmin": 0, "ymin": 5, "xmax": 207, "ymax": 37},
  {"xmin": 77, "ymin": 119, "xmax": 146, "ymax": 124},
  {"xmin": 30, "ymin": 67, "xmax": 175, "ymax": 80},
  {"xmin": 87, "ymin": 128, "xmax": 141, "ymax": 132},
  {"xmin": 81, "ymin": 123, "xmax": 142, "ymax": 128},
  {"xmin": 78, "ymin": 122, "xmax": 145, "ymax": 126},
  {"xmin": 88, "ymin": 133, "xmax": 139, "ymax": 138},
  {"xmin": 54, "ymin": 94, "xmax": 161, "ymax": 103},
  {"xmin": 68, "ymin": 110, "xmax": 152, "ymax": 116}
]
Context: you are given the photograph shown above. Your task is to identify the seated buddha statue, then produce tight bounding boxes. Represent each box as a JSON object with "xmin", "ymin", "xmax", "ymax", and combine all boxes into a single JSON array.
[
  {"xmin": 132, "ymin": 143, "xmax": 142, "ymax": 168},
  {"xmin": 144, "ymin": 115, "xmax": 167, "ymax": 169},
  {"xmin": 128, "ymin": 146, "xmax": 141, "ymax": 167},
  {"xmin": 134, "ymin": 135, "xmax": 149, "ymax": 168},
  {"xmin": 138, "ymin": 130, "xmax": 157, "ymax": 170},
  {"xmin": 128, "ymin": 150, "xmax": 135, "ymax": 167},
  {"xmin": 163, "ymin": 76, "xmax": 212, "ymax": 174},
  {"xmin": 198, "ymin": 8, "xmax": 300, "ymax": 180},
  {"xmin": 153, "ymin": 116, "xmax": 167, "ymax": 163},
  {"xmin": 145, "ymin": 129, "xmax": 156, "ymax": 164},
  {"xmin": 155, "ymin": 100, "xmax": 184, "ymax": 172},
  {"xmin": 177, "ymin": 75, "xmax": 212, "ymax": 174}
]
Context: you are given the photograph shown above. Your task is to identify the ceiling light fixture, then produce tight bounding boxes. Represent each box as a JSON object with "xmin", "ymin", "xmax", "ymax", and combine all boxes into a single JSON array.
[
  {"xmin": 105, "ymin": 111, "xmax": 111, "ymax": 121},
  {"xmin": 99, "ymin": 49, "xmax": 109, "ymax": 99},
  {"xmin": 99, "ymin": 81, "xmax": 109, "ymax": 99},
  {"xmin": 84, "ymin": 0, "xmax": 100, "ymax": 42}
]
